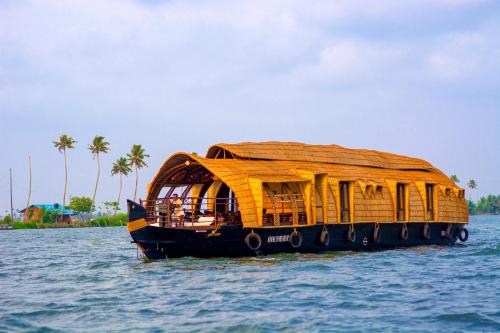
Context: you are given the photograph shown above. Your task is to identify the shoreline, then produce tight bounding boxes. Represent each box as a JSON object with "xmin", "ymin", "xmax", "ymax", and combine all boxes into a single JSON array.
[
  {"xmin": 0, "ymin": 214, "xmax": 127, "ymax": 230},
  {"xmin": 2, "ymin": 214, "xmax": 497, "ymax": 231}
]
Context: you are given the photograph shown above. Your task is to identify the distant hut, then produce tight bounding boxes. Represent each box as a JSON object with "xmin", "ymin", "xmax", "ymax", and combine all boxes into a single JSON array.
[{"xmin": 20, "ymin": 203, "xmax": 77, "ymax": 223}]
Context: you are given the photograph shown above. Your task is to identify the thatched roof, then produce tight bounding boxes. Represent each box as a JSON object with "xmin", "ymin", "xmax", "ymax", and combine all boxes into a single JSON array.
[{"xmin": 207, "ymin": 142, "xmax": 434, "ymax": 171}]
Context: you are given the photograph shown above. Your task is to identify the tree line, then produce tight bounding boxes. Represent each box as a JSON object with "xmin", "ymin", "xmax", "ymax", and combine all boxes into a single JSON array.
[
  {"xmin": 48, "ymin": 134, "xmax": 149, "ymax": 219},
  {"xmin": 468, "ymin": 195, "xmax": 500, "ymax": 215},
  {"xmin": 448, "ymin": 175, "xmax": 499, "ymax": 215}
]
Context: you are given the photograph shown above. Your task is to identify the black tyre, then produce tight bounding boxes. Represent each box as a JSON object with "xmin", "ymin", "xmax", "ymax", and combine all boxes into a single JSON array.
[
  {"xmin": 320, "ymin": 229, "xmax": 330, "ymax": 247},
  {"xmin": 347, "ymin": 225, "xmax": 356, "ymax": 243},
  {"xmin": 289, "ymin": 230, "xmax": 303, "ymax": 248},
  {"xmin": 444, "ymin": 224, "xmax": 453, "ymax": 240},
  {"xmin": 458, "ymin": 227, "xmax": 469, "ymax": 242},
  {"xmin": 400, "ymin": 224, "xmax": 409, "ymax": 240},
  {"xmin": 422, "ymin": 223, "xmax": 430, "ymax": 240},
  {"xmin": 373, "ymin": 223, "xmax": 381, "ymax": 243},
  {"xmin": 245, "ymin": 232, "xmax": 262, "ymax": 251}
]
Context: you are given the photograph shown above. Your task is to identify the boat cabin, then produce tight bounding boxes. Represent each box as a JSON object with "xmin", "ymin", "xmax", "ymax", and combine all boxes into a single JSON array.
[{"xmin": 140, "ymin": 142, "xmax": 468, "ymax": 230}]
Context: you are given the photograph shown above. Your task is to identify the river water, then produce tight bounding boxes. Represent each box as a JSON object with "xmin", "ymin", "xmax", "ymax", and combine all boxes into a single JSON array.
[{"xmin": 0, "ymin": 216, "xmax": 498, "ymax": 332}]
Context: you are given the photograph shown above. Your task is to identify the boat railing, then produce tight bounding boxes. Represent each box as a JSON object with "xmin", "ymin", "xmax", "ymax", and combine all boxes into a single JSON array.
[
  {"xmin": 139, "ymin": 196, "xmax": 240, "ymax": 228},
  {"xmin": 263, "ymin": 192, "xmax": 306, "ymax": 226}
]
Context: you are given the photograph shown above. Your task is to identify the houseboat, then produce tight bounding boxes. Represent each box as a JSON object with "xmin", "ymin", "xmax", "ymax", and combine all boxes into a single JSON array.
[{"xmin": 127, "ymin": 142, "xmax": 469, "ymax": 259}]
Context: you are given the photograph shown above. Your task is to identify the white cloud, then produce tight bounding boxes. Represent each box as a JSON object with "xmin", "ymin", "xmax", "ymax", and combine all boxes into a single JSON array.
[
  {"xmin": 290, "ymin": 40, "xmax": 409, "ymax": 84},
  {"xmin": 426, "ymin": 31, "xmax": 498, "ymax": 81}
]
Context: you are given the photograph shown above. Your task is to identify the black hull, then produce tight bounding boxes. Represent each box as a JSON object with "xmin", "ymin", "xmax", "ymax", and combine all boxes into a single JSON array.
[{"xmin": 130, "ymin": 222, "xmax": 467, "ymax": 259}]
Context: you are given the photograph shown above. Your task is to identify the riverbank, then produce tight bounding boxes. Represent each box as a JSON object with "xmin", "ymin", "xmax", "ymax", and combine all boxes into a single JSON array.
[{"xmin": 1, "ymin": 214, "xmax": 127, "ymax": 230}]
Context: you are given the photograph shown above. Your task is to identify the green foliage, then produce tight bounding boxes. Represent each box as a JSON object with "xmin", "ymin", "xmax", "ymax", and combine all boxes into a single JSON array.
[
  {"xmin": 91, "ymin": 213, "xmax": 127, "ymax": 227},
  {"xmin": 111, "ymin": 157, "xmax": 132, "ymax": 176},
  {"xmin": 10, "ymin": 213, "xmax": 128, "ymax": 229},
  {"xmin": 69, "ymin": 196, "xmax": 94, "ymax": 213},
  {"xmin": 53, "ymin": 134, "xmax": 76, "ymax": 152},
  {"xmin": 12, "ymin": 222, "xmax": 38, "ymax": 229},
  {"xmin": 449, "ymin": 175, "xmax": 460, "ymax": 184},
  {"xmin": 467, "ymin": 200, "xmax": 477, "ymax": 215},
  {"xmin": 3, "ymin": 215, "xmax": 12, "ymax": 224},
  {"xmin": 127, "ymin": 144, "xmax": 150, "ymax": 169},
  {"xmin": 467, "ymin": 179, "xmax": 477, "ymax": 190},
  {"xmin": 469, "ymin": 195, "xmax": 500, "ymax": 215},
  {"xmin": 88, "ymin": 136, "xmax": 110, "ymax": 155},
  {"xmin": 38, "ymin": 208, "xmax": 58, "ymax": 223},
  {"xmin": 103, "ymin": 201, "xmax": 119, "ymax": 213}
]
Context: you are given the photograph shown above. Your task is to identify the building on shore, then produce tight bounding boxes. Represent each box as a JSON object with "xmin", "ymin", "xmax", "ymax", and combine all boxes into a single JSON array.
[{"xmin": 19, "ymin": 204, "xmax": 78, "ymax": 223}]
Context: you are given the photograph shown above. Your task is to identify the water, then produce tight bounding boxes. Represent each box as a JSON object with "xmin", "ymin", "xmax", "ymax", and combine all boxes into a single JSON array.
[{"xmin": 0, "ymin": 216, "xmax": 498, "ymax": 333}]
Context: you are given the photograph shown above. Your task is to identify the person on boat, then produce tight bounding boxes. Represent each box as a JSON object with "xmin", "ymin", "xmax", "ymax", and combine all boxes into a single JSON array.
[{"xmin": 171, "ymin": 194, "xmax": 185, "ymax": 226}]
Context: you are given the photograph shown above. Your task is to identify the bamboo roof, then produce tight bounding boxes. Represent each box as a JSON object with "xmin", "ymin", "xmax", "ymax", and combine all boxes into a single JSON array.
[{"xmin": 207, "ymin": 142, "xmax": 434, "ymax": 171}]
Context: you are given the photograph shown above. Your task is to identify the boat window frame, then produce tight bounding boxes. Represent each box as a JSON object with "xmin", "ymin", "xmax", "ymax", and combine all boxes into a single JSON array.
[
  {"xmin": 396, "ymin": 183, "xmax": 408, "ymax": 222},
  {"xmin": 425, "ymin": 183, "xmax": 435, "ymax": 221},
  {"xmin": 339, "ymin": 181, "xmax": 351, "ymax": 223}
]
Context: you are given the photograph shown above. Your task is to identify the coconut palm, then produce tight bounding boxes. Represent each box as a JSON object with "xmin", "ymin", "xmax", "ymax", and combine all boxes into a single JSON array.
[
  {"xmin": 127, "ymin": 144, "xmax": 150, "ymax": 202},
  {"xmin": 53, "ymin": 134, "xmax": 76, "ymax": 219},
  {"xmin": 467, "ymin": 179, "xmax": 477, "ymax": 201},
  {"xmin": 88, "ymin": 136, "xmax": 110, "ymax": 210},
  {"xmin": 449, "ymin": 175, "xmax": 460, "ymax": 184},
  {"xmin": 111, "ymin": 157, "xmax": 132, "ymax": 215}
]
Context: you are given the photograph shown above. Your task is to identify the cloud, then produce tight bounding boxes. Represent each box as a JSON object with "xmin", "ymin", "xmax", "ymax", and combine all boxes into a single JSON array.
[
  {"xmin": 287, "ymin": 40, "xmax": 409, "ymax": 86},
  {"xmin": 426, "ymin": 31, "xmax": 497, "ymax": 81}
]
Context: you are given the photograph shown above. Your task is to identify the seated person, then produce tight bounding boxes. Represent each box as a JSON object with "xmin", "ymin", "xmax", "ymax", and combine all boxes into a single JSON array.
[{"xmin": 171, "ymin": 194, "xmax": 185, "ymax": 226}]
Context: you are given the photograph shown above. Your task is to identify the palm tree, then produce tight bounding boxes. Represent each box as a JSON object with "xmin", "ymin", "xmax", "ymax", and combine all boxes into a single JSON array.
[
  {"xmin": 127, "ymin": 144, "xmax": 150, "ymax": 202},
  {"xmin": 53, "ymin": 134, "xmax": 76, "ymax": 219},
  {"xmin": 467, "ymin": 179, "xmax": 477, "ymax": 201},
  {"xmin": 111, "ymin": 157, "xmax": 132, "ymax": 215},
  {"xmin": 449, "ymin": 175, "xmax": 460, "ymax": 184},
  {"xmin": 88, "ymin": 136, "xmax": 110, "ymax": 210}
]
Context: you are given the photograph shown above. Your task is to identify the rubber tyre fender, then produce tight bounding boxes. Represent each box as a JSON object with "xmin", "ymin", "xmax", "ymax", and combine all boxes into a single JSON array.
[
  {"xmin": 320, "ymin": 229, "xmax": 330, "ymax": 247},
  {"xmin": 400, "ymin": 224, "xmax": 409, "ymax": 241},
  {"xmin": 373, "ymin": 223, "xmax": 381, "ymax": 243},
  {"xmin": 422, "ymin": 223, "xmax": 431, "ymax": 240},
  {"xmin": 347, "ymin": 225, "xmax": 356, "ymax": 243},
  {"xmin": 444, "ymin": 224, "xmax": 453, "ymax": 240},
  {"xmin": 289, "ymin": 230, "xmax": 303, "ymax": 248},
  {"xmin": 458, "ymin": 227, "xmax": 468, "ymax": 242},
  {"xmin": 245, "ymin": 232, "xmax": 262, "ymax": 251}
]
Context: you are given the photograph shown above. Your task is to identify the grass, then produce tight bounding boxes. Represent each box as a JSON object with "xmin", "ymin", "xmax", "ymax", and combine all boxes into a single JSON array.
[{"xmin": 5, "ymin": 213, "xmax": 128, "ymax": 229}]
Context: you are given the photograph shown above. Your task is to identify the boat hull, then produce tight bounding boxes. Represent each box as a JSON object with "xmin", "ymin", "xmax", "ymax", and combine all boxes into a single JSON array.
[{"xmin": 129, "ymin": 222, "xmax": 467, "ymax": 259}]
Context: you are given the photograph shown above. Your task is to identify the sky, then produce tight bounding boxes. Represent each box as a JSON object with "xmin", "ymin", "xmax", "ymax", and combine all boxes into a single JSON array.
[{"xmin": 1, "ymin": 0, "xmax": 499, "ymax": 216}]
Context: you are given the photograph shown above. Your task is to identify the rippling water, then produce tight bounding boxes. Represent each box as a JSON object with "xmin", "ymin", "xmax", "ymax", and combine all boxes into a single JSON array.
[{"xmin": 0, "ymin": 216, "xmax": 499, "ymax": 333}]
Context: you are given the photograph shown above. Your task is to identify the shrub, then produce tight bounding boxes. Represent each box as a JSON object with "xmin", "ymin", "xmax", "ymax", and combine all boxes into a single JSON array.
[
  {"xmin": 2, "ymin": 215, "xmax": 12, "ymax": 224},
  {"xmin": 12, "ymin": 222, "xmax": 37, "ymax": 229},
  {"xmin": 91, "ymin": 213, "xmax": 127, "ymax": 227}
]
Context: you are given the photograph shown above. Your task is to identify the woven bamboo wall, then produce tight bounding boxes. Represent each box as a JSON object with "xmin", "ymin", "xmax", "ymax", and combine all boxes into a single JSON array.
[
  {"xmin": 353, "ymin": 184, "xmax": 394, "ymax": 222},
  {"xmin": 327, "ymin": 189, "xmax": 337, "ymax": 224},
  {"xmin": 438, "ymin": 190, "xmax": 468, "ymax": 222},
  {"xmin": 409, "ymin": 183, "xmax": 425, "ymax": 222}
]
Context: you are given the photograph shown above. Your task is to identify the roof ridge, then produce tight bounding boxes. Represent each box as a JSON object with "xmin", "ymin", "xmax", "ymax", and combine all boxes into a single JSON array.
[{"xmin": 206, "ymin": 142, "xmax": 433, "ymax": 171}]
